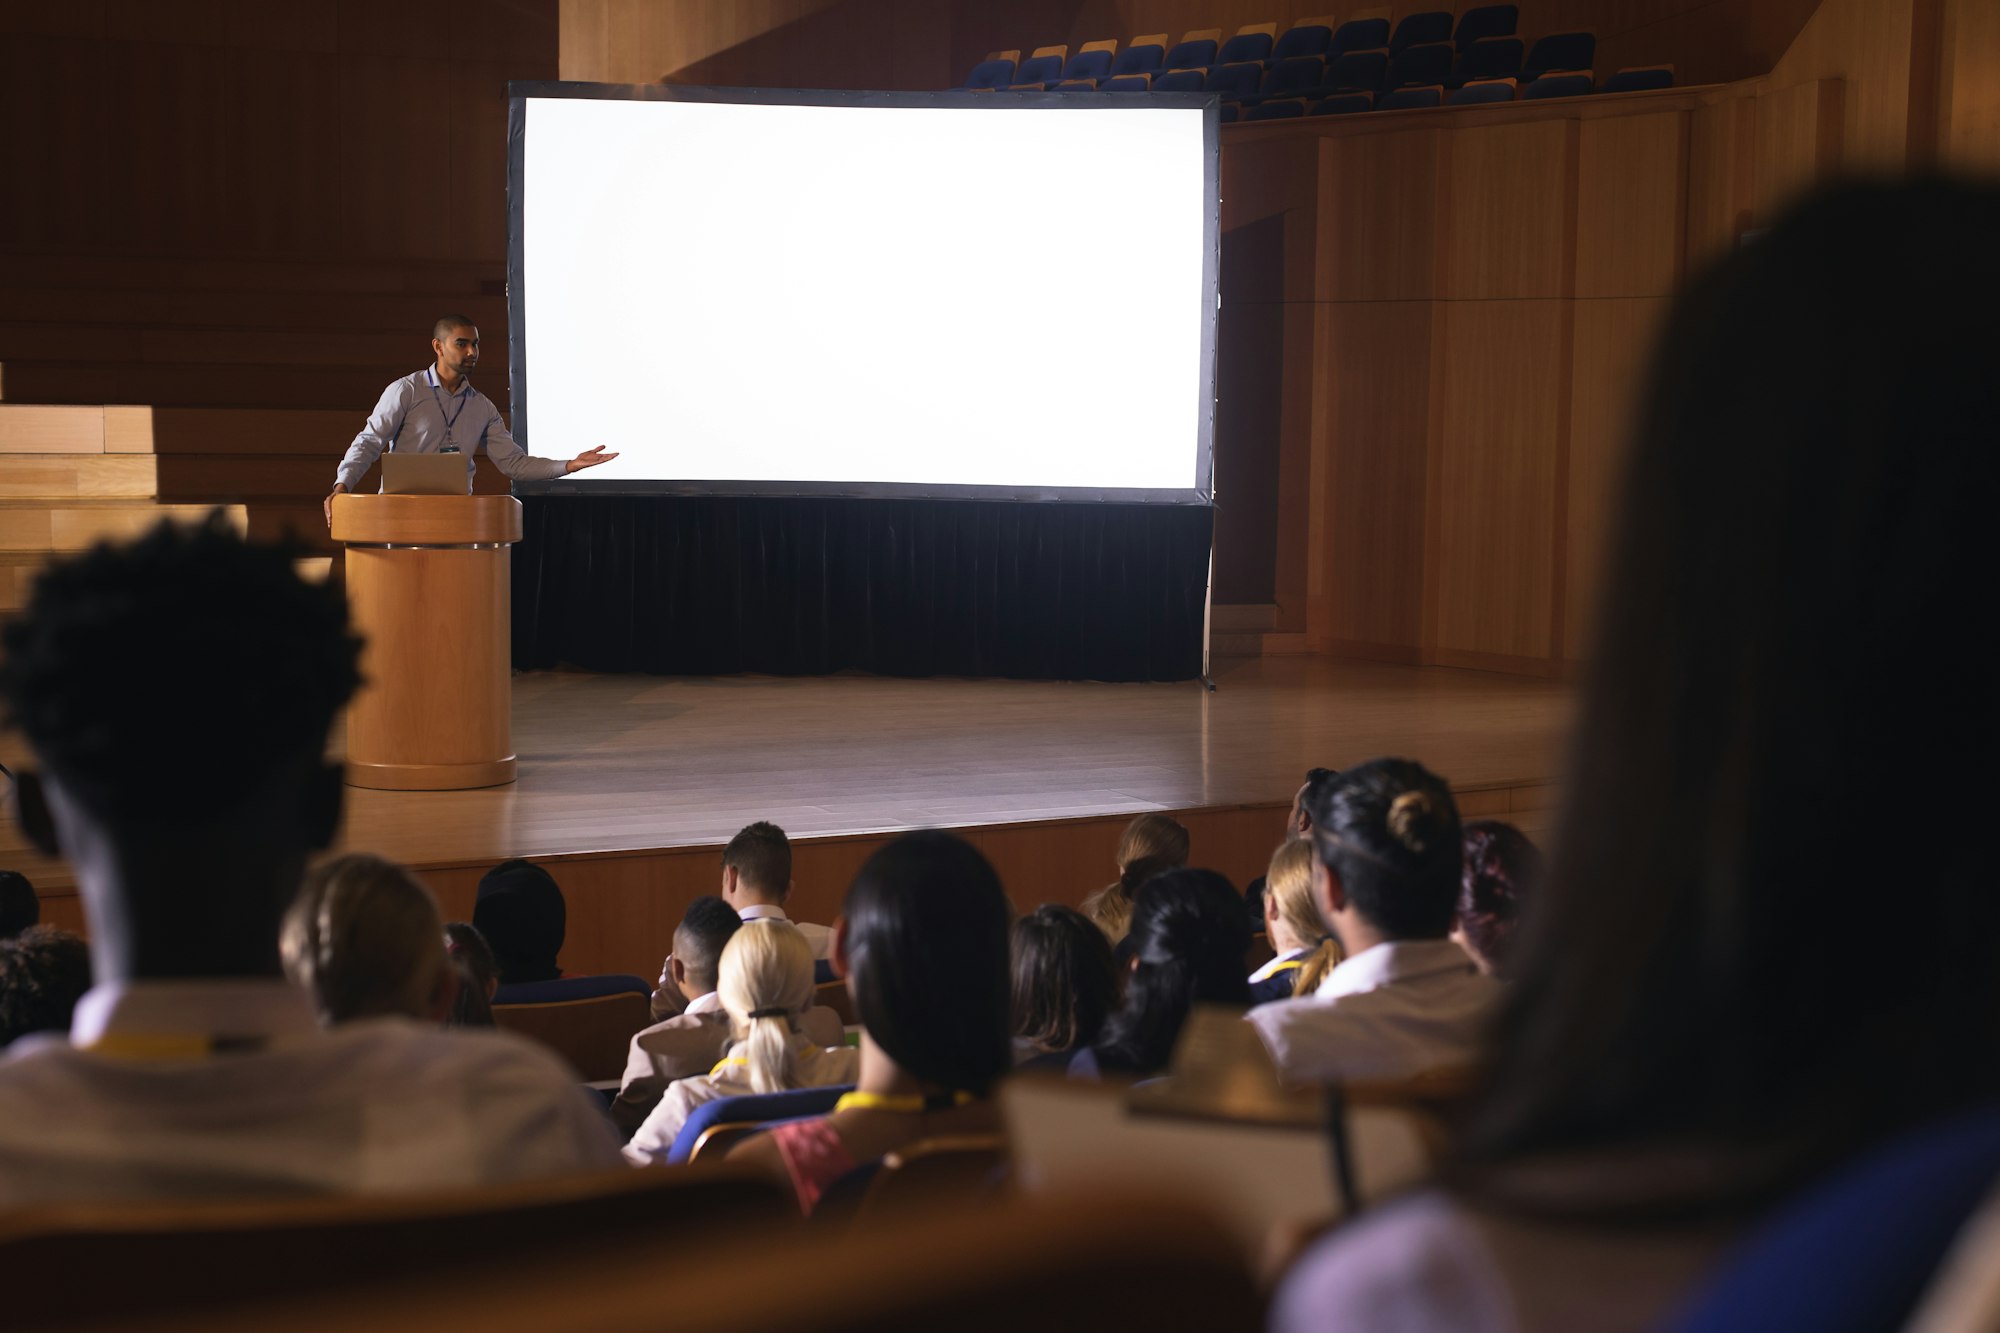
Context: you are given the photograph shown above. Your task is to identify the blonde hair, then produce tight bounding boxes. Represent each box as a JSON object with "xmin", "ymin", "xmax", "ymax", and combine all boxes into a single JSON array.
[
  {"xmin": 281, "ymin": 854, "xmax": 446, "ymax": 1025},
  {"xmin": 1265, "ymin": 840, "xmax": 1342, "ymax": 995},
  {"xmin": 717, "ymin": 919, "xmax": 817, "ymax": 1094},
  {"xmin": 1115, "ymin": 813, "xmax": 1190, "ymax": 872}
]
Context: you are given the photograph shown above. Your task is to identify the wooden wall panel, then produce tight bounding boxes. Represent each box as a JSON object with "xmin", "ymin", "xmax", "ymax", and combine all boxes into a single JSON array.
[
  {"xmin": 1317, "ymin": 130, "xmax": 1439, "ymax": 304},
  {"xmin": 1686, "ymin": 95, "xmax": 1757, "ymax": 273},
  {"xmin": 1431, "ymin": 300, "xmax": 1565, "ymax": 665},
  {"xmin": 1941, "ymin": 0, "xmax": 2000, "ymax": 171},
  {"xmin": 1765, "ymin": 0, "xmax": 1911, "ymax": 170},
  {"xmin": 1564, "ymin": 296, "xmax": 1667, "ymax": 661},
  {"xmin": 1753, "ymin": 76, "xmax": 1845, "ymax": 223},
  {"xmin": 1574, "ymin": 112, "xmax": 1688, "ymax": 299},
  {"xmin": 1440, "ymin": 120, "xmax": 1575, "ymax": 301},
  {"xmin": 1316, "ymin": 301, "xmax": 1432, "ymax": 656}
]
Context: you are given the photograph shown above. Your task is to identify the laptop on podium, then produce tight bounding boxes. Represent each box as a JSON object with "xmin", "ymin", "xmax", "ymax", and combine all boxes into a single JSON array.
[{"xmin": 381, "ymin": 452, "xmax": 470, "ymax": 495}]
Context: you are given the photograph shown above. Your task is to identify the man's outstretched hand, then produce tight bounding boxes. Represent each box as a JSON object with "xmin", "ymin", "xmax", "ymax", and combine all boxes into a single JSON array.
[
  {"xmin": 566, "ymin": 446, "xmax": 619, "ymax": 474},
  {"xmin": 323, "ymin": 484, "xmax": 348, "ymax": 526}
]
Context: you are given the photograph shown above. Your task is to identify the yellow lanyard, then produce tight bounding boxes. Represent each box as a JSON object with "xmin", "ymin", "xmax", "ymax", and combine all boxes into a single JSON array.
[
  {"xmin": 834, "ymin": 1089, "xmax": 975, "ymax": 1115},
  {"xmin": 709, "ymin": 1056, "xmax": 749, "ymax": 1078},
  {"xmin": 79, "ymin": 1032, "xmax": 271, "ymax": 1061},
  {"xmin": 1267, "ymin": 959, "xmax": 1305, "ymax": 973}
]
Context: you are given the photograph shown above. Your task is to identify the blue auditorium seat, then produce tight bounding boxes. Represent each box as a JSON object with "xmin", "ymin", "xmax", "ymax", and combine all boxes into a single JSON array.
[
  {"xmin": 1162, "ymin": 35, "xmax": 1219, "ymax": 71},
  {"xmin": 1101, "ymin": 74, "xmax": 1152, "ymax": 92},
  {"xmin": 1376, "ymin": 85, "xmax": 1443, "ymax": 111},
  {"xmin": 491, "ymin": 973, "xmax": 651, "ymax": 1005},
  {"xmin": 1271, "ymin": 21, "xmax": 1333, "ymax": 62},
  {"xmin": 1310, "ymin": 92, "xmax": 1373, "ymax": 116},
  {"xmin": 1389, "ymin": 10, "xmax": 1453, "ymax": 55},
  {"xmin": 1013, "ymin": 49, "xmax": 1066, "ymax": 88},
  {"xmin": 1206, "ymin": 62, "xmax": 1266, "ymax": 99},
  {"xmin": 1386, "ymin": 41, "xmax": 1453, "ymax": 89},
  {"xmin": 1216, "ymin": 28, "xmax": 1275, "ymax": 66},
  {"xmin": 1243, "ymin": 99, "xmax": 1305, "ymax": 121},
  {"xmin": 962, "ymin": 57, "xmax": 1016, "ymax": 90},
  {"xmin": 1447, "ymin": 77, "xmax": 1518, "ymax": 105},
  {"xmin": 1325, "ymin": 49, "xmax": 1389, "ymax": 92},
  {"xmin": 1058, "ymin": 45, "xmax": 1117, "ymax": 84},
  {"xmin": 1453, "ymin": 4, "xmax": 1519, "ymax": 51},
  {"xmin": 661, "ymin": 1086, "xmax": 854, "ymax": 1165},
  {"xmin": 1048, "ymin": 80, "xmax": 1099, "ymax": 92},
  {"xmin": 1603, "ymin": 64, "xmax": 1676, "ymax": 93},
  {"xmin": 1263, "ymin": 55, "xmax": 1327, "ymax": 100},
  {"xmin": 1109, "ymin": 41, "xmax": 1165, "ymax": 77},
  {"xmin": 1330, "ymin": 17, "xmax": 1390, "ymax": 56},
  {"xmin": 1522, "ymin": 70, "xmax": 1595, "ymax": 99},
  {"xmin": 1152, "ymin": 68, "xmax": 1206, "ymax": 93},
  {"xmin": 1521, "ymin": 30, "xmax": 1596, "ymax": 81},
  {"xmin": 1452, "ymin": 36, "xmax": 1525, "ymax": 86},
  {"xmin": 1666, "ymin": 1102, "xmax": 2000, "ymax": 1333}
]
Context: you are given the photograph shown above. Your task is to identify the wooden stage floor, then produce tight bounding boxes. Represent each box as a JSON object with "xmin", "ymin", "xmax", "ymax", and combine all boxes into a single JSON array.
[{"xmin": 10, "ymin": 657, "xmax": 1574, "ymax": 975}]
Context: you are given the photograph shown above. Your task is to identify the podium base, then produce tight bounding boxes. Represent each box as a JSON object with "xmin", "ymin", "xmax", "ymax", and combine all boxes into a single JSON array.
[{"xmin": 345, "ymin": 756, "xmax": 517, "ymax": 791}]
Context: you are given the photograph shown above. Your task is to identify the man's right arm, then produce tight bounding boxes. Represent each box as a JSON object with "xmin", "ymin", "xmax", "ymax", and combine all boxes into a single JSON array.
[{"xmin": 327, "ymin": 379, "xmax": 411, "ymax": 521}]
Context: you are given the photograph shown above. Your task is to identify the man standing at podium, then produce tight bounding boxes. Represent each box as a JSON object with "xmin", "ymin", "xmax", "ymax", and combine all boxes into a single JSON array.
[{"xmin": 324, "ymin": 316, "xmax": 616, "ymax": 522}]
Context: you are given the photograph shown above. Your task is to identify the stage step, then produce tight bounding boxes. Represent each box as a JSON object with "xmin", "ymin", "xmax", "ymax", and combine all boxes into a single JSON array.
[
  {"xmin": 0, "ymin": 359, "xmax": 405, "ymax": 409},
  {"xmin": 0, "ymin": 405, "xmax": 126, "ymax": 455},
  {"xmin": 0, "ymin": 454, "xmax": 158, "ymax": 498},
  {"xmin": 0, "ymin": 500, "xmax": 246, "ymax": 552}
]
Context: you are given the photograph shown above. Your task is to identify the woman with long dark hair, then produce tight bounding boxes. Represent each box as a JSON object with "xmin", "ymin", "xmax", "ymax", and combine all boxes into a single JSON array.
[
  {"xmin": 1075, "ymin": 868, "xmax": 1249, "ymax": 1079},
  {"xmin": 1274, "ymin": 180, "xmax": 2000, "ymax": 1332}
]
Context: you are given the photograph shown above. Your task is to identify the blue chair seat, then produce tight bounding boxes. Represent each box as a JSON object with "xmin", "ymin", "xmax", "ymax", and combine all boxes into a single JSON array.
[{"xmin": 662, "ymin": 1086, "xmax": 853, "ymax": 1165}]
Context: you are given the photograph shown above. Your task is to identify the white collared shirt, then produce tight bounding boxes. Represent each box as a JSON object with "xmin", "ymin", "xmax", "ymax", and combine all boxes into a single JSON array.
[
  {"xmin": 0, "ymin": 980, "xmax": 625, "ymax": 1207},
  {"xmin": 1247, "ymin": 939, "xmax": 1500, "ymax": 1086},
  {"xmin": 737, "ymin": 904, "xmax": 834, "ymax": 960},
  {"xmin": 623, "ymin": 1031, "xmax": 858, "ymax": 1164},
  {"xmin": 1249, "ymin": 947, "xmax": 1313, "ymax": 985},
  {"xmin": 334, "ymin": 366, "xmax": 568, "ymax": 491}
]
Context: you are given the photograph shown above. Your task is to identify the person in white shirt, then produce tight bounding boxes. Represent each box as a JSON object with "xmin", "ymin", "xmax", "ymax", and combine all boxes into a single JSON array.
[
  {"xmin": 611, "ymin": 894, "xmax": 845, "ymax": 1136},
  {"xmin": 0, "ymin": 518, "xmax": 625, "ymax": 1206},
  {"xmin": 650, "ymin": 820, "xmax": 834, "ymax": 1020},
  {"xmin": 624, "ymin": 920, "xmax": 856, "ymax": 1163},
  {"xmin": 1248, "ymin": 758, "xmax": 1499, "ymax": 1086},
  {"xmin": 1248, "ymin": 839, "xmax": 1343, "ymax": 1006}
]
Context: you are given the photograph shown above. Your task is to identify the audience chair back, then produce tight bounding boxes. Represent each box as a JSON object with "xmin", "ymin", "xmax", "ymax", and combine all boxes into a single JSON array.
[
  {"xmin": 114, "ymin": 1194, "xmax": 1266, "ymax": 1333},
  {"xmin": 1448, "ymin": 76, "xmax": 1519, "ymax": 104},
  {"xmin": 490, "ymin": 986, "xmax": 652, "ymax": 1082},
  {"xmin": 1523, "ymin": 69, "xmax": 1595, "ymax": 99},
  {"xmin": 1454, "ymin": 3, "xmax": 1519, "ymax": 51},
  {"xmin": 1110, "ymin": 34, "xmax": 1168, "ymax": 76},
  {"xmin": 1272, "ymin": 17, "xmax": 1336, "ymax": 62},
  {"xmin": 666, "ymin": 1085, "xmax": 853, "ymax": 1164},
  {"xmin": 856, "ymin": 1134, "xmax": 1012, "ymax": 1224},
  {"xmin": 1389, "ymin": 10, "xmax": 1453, "ymax": 54},
  {"xmin": 1521, "ymin": 29, "xmax": 1595, "ymax": 80},
  {"xmin": 1164, "ymin": 30, "xmax": 1221, "ymax": 70},
  {"xmin": 1216, "ymin": 22, "xmax": 1277, "ymax": 65},
  {"xmin": 963, "ymin": 55, "xmax": 1017, "ymax": 90},
  {"xmin": 1013, "ymin": 44, "xmax": 1068, "ymax": 87},
  {"xmin": 1603, "ymin": 64, "xmax": 1675, "ymax": 93},
  {"xmin": 813, "ymin": 976, "xmax": 857, "ymax": 1026},
  {"xmin": 0, "ymin": 1166, "xmax": 795, "ymax": 1330},
  {"xmin": 1059, "ymin": 39, "xmax": 1119, "ymax": 83},
  {"xmin": 1330, "ymin": 16, "xmax": 1391, "ymax": 54}
]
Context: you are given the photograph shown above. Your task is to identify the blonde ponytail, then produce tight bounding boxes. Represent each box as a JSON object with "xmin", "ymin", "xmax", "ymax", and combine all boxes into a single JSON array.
[
  {"xmin": 1265, "ymin": 840, "xmax": 1343, "ymax": 994},
  {"xmin": 717, "ymin": 920, "xmax": 816, "ymax": 1093}
]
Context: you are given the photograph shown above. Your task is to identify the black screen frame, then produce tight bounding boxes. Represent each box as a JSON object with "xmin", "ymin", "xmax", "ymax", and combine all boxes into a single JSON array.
[{"xmin": 504, "ymin": 80, "xmax": 1221, "ymax": 505}]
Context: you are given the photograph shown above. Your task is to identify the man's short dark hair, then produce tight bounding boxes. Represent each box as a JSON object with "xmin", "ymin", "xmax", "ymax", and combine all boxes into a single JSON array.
[
  {"xmin": 674, "ymin": 895, "xmax": 743, "ymax": 994},
  {"xmin": 0, "ymin": 516, "xmax": 362, "ymax": 820},
  {"xmin": 432, "ymin": 315, "xmax": 477, "ymax": 342},
  {"xmin": 0, "ymin": 872, "xmax": 38, "ymax": 939},
  {"xmin": 0, "ymin": 925, "xmax": 92, "ymax": 1046},
  {"xmin": 722, "ymin": 821, "xmax": 792, "ymax": 897}
]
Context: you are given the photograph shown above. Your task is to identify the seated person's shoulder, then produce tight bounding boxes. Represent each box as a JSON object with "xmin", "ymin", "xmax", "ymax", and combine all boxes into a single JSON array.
[{"xmin": 1276, "ymin": 1191, "xmax": 1514, "ymax": 1333}]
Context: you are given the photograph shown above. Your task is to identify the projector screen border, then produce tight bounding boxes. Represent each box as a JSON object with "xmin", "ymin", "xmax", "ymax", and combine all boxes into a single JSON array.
[{"xmin": 504, "ymin": 80, "xmax": 1221, "ymax": 506}]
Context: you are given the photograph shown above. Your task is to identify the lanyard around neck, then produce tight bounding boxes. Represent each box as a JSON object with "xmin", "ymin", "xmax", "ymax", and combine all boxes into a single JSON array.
[
  {"xmin": 80, "ymin": 1031, "xmax": 273, "ymax": 1061},
  {"xmin": 429, "ymin": 371, "xmax": 469, "ymax": 435},
  {"xmin": 834, "ymin": 1089, "xmax": 975, "ymax": 1115}
]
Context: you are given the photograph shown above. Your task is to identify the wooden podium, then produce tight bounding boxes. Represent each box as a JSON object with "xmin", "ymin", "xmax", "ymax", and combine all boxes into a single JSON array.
[{"xmin": 329, "ymin": 494, "xmax": 521, "ymax": 790}]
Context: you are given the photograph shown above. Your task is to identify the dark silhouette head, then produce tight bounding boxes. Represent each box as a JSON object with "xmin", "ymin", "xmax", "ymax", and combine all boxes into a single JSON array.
[
  {"xmin": 1461, "ymin": 180, "xmax": 2000, "ymax": 1212},
  {"xmin": 0, "ymin": 516, "xmax": 360, "ymax": 983},
  {"xmin": 1308, "ymin": 758, "xmax": 1463, "ymax": 942},
  {"xmin": 1455, "ymin": 822, "xmax": 1541, "ymax": 977},
  {"xmin": 839, "ymin": 831, "xmax": 1012, "ymax": 1097},
  {"xmin": 0, "ymin": 925, "xmax": 93, "ymax": 1046},
  {"xmin": 674, "ymin": 893, "xmax": 744, "ymax": 996},
  {"xmin": 1011, "ymin": 903, "xmax": 1120, "ymax": 1055},
  {"xmin": 473, "ymin": 860, "xmax": 566, "ymax": 985},
  {"xmin": 1094, "ymin": 868, "xmax": 1251, "ymax": 1076},
  {"xmin": 442, "ymin": 922, "xmax": 499, "ymax": 1028},
  {"xmin": 0, "ymin": 871, "xmax": 38, "ymax": 940}
]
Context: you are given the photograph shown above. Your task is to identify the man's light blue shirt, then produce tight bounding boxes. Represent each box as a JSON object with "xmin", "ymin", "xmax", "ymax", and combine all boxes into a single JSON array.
[{"xmin": 335, "ymin": 366, "xmax": 567, "ymax": 491}]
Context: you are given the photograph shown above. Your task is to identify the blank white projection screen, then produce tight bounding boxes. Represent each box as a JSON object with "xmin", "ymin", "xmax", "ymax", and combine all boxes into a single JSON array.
[{"xmin": 516, "ymin": 95, "xmax": 1213, "ymax": 498}]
